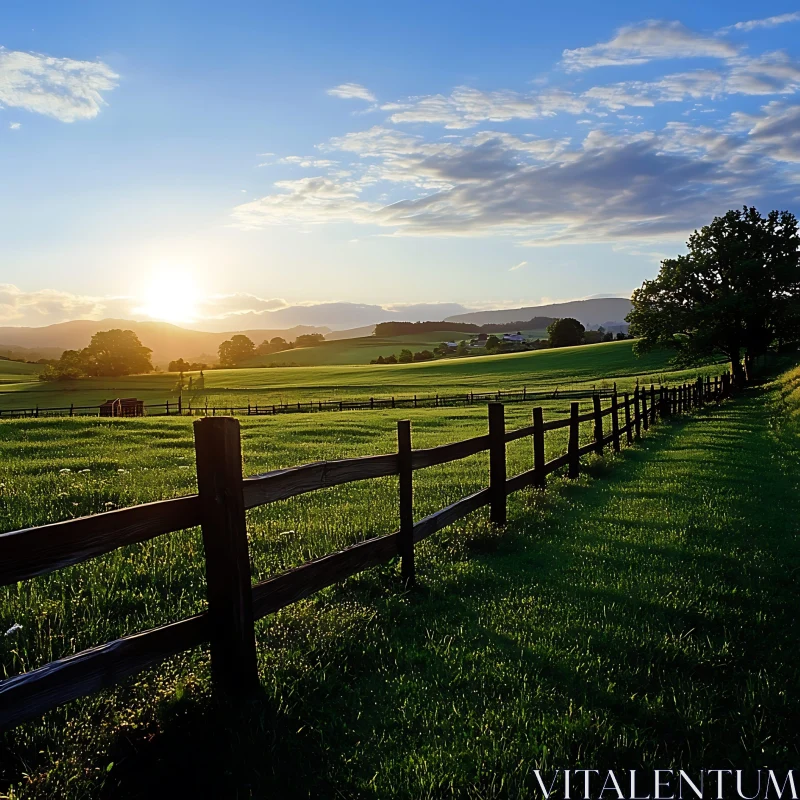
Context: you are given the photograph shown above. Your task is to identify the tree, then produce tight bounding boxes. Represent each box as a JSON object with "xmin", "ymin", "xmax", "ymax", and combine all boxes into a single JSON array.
[
  {"xmin": 295, "ymin": 333, "xmax": 325, "ymax": 347},
  {"xmin": 412, "ymin": 350, "xmax": 434, "ymax": 362},
  {"xmin": 603, "ymin": 331, "xmax": 615, "ymax": 342},
  {"xmin": 218, "ymin": 334, "xmax": 256, "ymax": 368},
  {"xmin": 82, "ymin": 330, "xmax": 153, "ymax": 377},
  {"xmin": 456, "ymin": 340, "xmax": 469, "ymax": 357},
  {"xmin": 485, "ymin": 335, "xmax": 500, "ymax": 351},
  {"xmin": 384, "ymin": 353, "xmax": 398, "ymax": 364},
  {"xmin": 398, "ymin": 349, "xmax": 413, "ymax": 364},
  {"xmin": 169, "ymin": 358, "xmax": 192, "ymax": 373},
  {"xmin": 627, "ymin": 207, "xmax": 800, "ymax": 384},
  {"xmin": 547, "ymin": 318, "xmax": 585, "ymax": 348}
]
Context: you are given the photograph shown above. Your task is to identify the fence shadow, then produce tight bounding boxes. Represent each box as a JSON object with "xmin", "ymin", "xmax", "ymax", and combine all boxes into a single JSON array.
[{"xmin": 104, "ymin": 388, "xmax": 800, "ymax": 798}]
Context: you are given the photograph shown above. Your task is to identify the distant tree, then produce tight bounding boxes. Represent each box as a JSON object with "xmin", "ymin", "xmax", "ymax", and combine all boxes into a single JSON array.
[
  {"xmin": 616, "ymin": 332, "xmax": 627, "ymax": 341},
  {"xmin": 384, "ymin": 353, "xmax": 398, "ymax": 364},
  {"xmin": 255, "ymin": 336, "xmax": 291, "ymax": 356},
  {"xmin": 547, "ymin": 318, "xmax": 585, "ymax": 348},
  {"xmin": 412, "ymin": 350, "xmax": 434, "ymax": 362},
  {"xmin": 603, "ymin": 331, "xmax": 615, "ymax": 342},
  {"xmin": 218, "ymin": 334, "xmax": 256, "ymax": 368},
  {"xmin": 628, "ymin": 207, "xmax": 800, "ymax": 384},
  {"xmin": 376, "ymin": 355, "xmax": 386, "ymax": 364},
  {"xmin": 456, "ymin": 340, "xmax": 469, "ymax": 357},
  {"xmin": 398, "ymin": 349, "xmax": 413, "ymax": 363},
  {"xmin": 295, "ymin": 333, "xmax": 325, "ymax": 347},
  {"xmin": 583, "ymin": 330, "xmax": 603, "ymax": 344},
  {"xmin": 485, "ymin": 335, "xmax": 500, "ymax": 351},
  {"xmin": 169, "ymin": 358, "xmax": 192, "ymax": 372},
  {"xmin": 82, "ymin": 330, "xmax": 153, "ymax": 377}
]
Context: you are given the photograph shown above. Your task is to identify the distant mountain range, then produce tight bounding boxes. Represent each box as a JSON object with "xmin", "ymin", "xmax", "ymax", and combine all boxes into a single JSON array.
[
  {"xmin": 0, "ymin": 319, "xmax": 330, "ymax": 368},
  {"xmin": 445, "ymin": 298, "xmax": 632, "ymax": 328},
  {"xmin": 0, "ymin": 298, "xmax": 632, "ymax": 368}
]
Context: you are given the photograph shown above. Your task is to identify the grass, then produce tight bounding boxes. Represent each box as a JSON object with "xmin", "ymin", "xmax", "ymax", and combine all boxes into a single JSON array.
[
  {"xmin": 0, "ymin": 339, "xmax": 724, "ymax": 412},
  {"xmin": 247, "ymin": 330, "xmax": 551, "ymax": 367},
  {"xmin": 0, "ymin": 356, "xmax": 798, "ymax": 797},
  {"xmin": 0, "ymin": 361, "xmax": 41, "ymax": 386}
]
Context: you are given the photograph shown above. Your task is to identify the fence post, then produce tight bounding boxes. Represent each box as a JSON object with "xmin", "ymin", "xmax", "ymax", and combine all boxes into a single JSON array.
[
  {"xmin": 650, "ymin": 384, "xmax": 656, "ymax": 424},
  {"xmin": 532, "ymin": 406, "xmax": 546, "ymax": 488},
  {"xmin": 193, "ymin": 416, "xmax": 259, "ymax": 698},
  {"xmin": 568, "ymin": 401, "xmax": 580, "ymax": 478},
  {"xmin": 592, "ymin": 394, "xmax": 603, "ymax": 454},
  {"xmin": 611, "ymin": 392, "xmax": 620, "ymax": 453},
  {"xmin": 633, "ymin": 387, "xmax": 641, "ymax": 438},
  {"xmin": 397, "ymin": 420, "xmax": 415, "ymax": 586},
  {"xmin": 488, "ymin": 403, "xmax": 507, "ymax": 525},
  {"xmin": 641, "ymin": 387, "xmax": 649, "ymax": 431},
  {"xmin": 69, "ymin": 403, "xmax": 74, "ymax": 417},
  {"xmin": 623, "ymin": 392, "xmax": 633, "ymax": 445}
]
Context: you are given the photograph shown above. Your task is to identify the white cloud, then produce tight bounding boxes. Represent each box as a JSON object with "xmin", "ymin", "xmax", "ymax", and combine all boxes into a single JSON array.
[
  {"xmin": 0, "ymin": 48, "xmax": 118, "ymax": 122},
  {"xmin": 382, "ymin": 86, "xmax": 587, "ymax": 129},
  {"xmin": 562, "ymin": 21, "xmax": 738, "ymax": 71},
  {"xmin": 8, "ymin": 121, "xmax": 20, "ymax": 130},
  {"xmin": 721, "ymin": 12, "xmax": 800, "ymax": 33},
  {"xmin": 0, "ymin": 284, "xmax": 109, "ymax": 324},
  {"xmin": 730, "ymin": 101, "xmax": 800, "ymax": 162},
  {"xmin": 509, "ymin": 261, "xmax": 527, "ymax": 271},
  {"xmin": 327, "ymin": 83, "xmax": 376, "ymax": 102}
]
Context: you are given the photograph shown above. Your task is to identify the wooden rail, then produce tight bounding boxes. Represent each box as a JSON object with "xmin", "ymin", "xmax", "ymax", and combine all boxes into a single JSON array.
[{"xmin": 0, "ymin": 372, "xmax": 733, "ymax": 729}]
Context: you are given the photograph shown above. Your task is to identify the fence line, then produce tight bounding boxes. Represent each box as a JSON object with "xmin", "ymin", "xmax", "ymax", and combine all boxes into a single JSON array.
[
  {"xmin": 0, "ymin": 386, "xmax": 617, "ymax": 420},
  {"xmin": 0, "ymin": 372, "xmax": 733, "ymax": 729}
]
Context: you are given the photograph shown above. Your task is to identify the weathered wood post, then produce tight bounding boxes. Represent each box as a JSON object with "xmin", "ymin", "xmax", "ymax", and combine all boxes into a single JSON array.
[
  {"xmin": 397, "ymin": 420, "xmax": 414, "ymax": 586},
  {"xmin": 611, "ymin": 392, "xmax": 620, "ymax": 453},
  {"xmin": 568, "ymin": 401, "xmax": 580, "ymax": 479},
  {"xmin": 69, "ymin": 403, "xmax": 74, "ymax": 417},
  {"xmin": 671, "ymin": 387, "xmax": 678, "ymax": 414},
  {"xmin": 193, "ymin": 416, "xmax": 259, "ymax": 698},
  {"xmin": 592, "ymin": 394, "xmax": 604, "ymax": 454},
  {"xmin": 650, "ymin": 384, "xmax": 657, "ymax": 424},
  {"xmin": 166, "ymin": 401, "xmax": 170, "ymax": 416},
  {"xmin": 178, "ymin": 395, "xmax": 182, "ymax": 415},
  {"xmin": 633, "ymin": 386, "xmax": 641, "ymax": 438},
  {"xmin": 488, "ymin": 403, "xmax": 507, "ymax": 524},
  {"xmin": 641, "ymin": 387, "xmax": 649, "ymax": 431},
  {"xmin": 623, "ymin": 392, "xmax": 633, "ymax": 445},
  {"xmin": 532, "ymin": 406, "xmax": 546, "ymax": 488}
]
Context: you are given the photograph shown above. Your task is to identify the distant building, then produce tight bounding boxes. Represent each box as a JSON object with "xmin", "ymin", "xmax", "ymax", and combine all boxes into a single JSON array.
[{"xmin": 502, "ymin": 333, "xmax": 525, "ymax": 343}]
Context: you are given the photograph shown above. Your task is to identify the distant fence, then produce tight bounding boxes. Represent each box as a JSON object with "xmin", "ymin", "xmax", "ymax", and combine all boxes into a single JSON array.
[
  {"xmin": 0, "ymin": 373, "xmax": 733, "ymax": 729},
  {"xmin": 0, "ymin": 386, "xmax": 615, "ymax": 420}
]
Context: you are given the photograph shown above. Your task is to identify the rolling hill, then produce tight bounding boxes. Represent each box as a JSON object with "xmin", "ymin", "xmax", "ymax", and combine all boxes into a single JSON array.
[{"xmin": 446, "ymin": 297, "xmax": 632, "ymax": 328}]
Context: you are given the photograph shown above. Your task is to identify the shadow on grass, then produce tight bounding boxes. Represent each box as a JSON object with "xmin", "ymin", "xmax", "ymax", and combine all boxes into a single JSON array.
[{"xmin": 105, "ymin": 389, "xmax": 800, "ymax": 798}]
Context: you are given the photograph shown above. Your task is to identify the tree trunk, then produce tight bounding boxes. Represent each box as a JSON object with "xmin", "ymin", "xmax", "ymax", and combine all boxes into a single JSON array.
[
  {"xmin": 744, "ymin": 353, "xmax": 754, "ymax": 383},
  {"xmin": 730, "ymin": 356, "xmax": 745, "ymax": 387}
]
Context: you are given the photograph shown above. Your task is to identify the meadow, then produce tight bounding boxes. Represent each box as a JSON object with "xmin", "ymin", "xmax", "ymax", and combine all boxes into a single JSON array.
[
  {"xmin": 1, "ymin": 346, "xmax": 796, "ymax": 798},
  {"xmin": 0, "ymin": 339, "xmax": 724, "ymax": 413},
  {"xmin": 247, "ymin": 329, "xmax": 551, "ymax": 367}
]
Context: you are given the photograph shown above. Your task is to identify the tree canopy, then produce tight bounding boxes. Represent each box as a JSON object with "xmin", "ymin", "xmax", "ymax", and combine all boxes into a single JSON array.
[
  {"xmin": 547, "ymin": 318, "xmax": 585, "ymax": 348},
  {"xmin": 40, "ymin": 329, "xmax": 153, "ymax": 381},
  {"xmin": 627, "ymin": 207, "xmax": 800, "ymax": 383},
  {"xmin": 218, "ymin": 335, "xmax": 256, "ymax": 368}
]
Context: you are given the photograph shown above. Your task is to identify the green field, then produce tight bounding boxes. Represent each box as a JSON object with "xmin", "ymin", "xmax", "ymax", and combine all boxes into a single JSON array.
[
  {"xmin": 248, "ymin": 330, "xmax": 552, "ymax": 367},
  {"xmin": 0, "ymin": 359, "xmax": 42, "ymax": 385},
  {"xmin": 1, "ymin": 345, "xmax": 797, "ymax": 797},
  {"xmin": 0, "ymin": 339, "xmax": 723, "ymax": 412}
]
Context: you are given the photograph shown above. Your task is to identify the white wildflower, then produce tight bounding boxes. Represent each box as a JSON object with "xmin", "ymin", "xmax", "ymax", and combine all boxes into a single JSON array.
[{"xmin": 5, "ymin": 623, "xmax": 22, "ymax": 636}]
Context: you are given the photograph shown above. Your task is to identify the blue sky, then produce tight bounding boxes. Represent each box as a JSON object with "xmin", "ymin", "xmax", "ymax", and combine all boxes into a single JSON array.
[{"xmin": 2, "ymin": 0, "xmax": 800, "ymax": 330}]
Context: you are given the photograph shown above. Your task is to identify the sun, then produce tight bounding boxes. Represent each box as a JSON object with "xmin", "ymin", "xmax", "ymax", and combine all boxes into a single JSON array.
[{"xmin": 136, "ymin": 268, "xmax": 202, "ymax": 324}]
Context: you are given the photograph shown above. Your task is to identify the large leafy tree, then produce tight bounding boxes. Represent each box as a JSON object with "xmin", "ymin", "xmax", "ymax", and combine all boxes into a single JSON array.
[
  {"xmin": 628, "ymin": 207, "xmax": 800, "ymax": 384},
  {"xmin": 81, "ymin": 329, "xmax": 153, "ymax": 377},
  {"xmin": 218, "ymin": 334, "xmax": 256, "ymax": 367},
  {"xmin": 547, "ymin": 317, "xmax": 585, "ymax": 348}
]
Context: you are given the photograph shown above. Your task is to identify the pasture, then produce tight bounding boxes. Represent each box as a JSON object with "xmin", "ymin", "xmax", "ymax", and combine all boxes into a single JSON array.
[
  {"xmin": 0, "ymin": 339, "xmax": 724, "ymax": 413},
  {"xmin": 1, "ymin": 347, "xmax": 795, "ymax": 798}
]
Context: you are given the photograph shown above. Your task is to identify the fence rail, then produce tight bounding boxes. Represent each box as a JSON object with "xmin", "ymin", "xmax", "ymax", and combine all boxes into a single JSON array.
[
  {"xmin": 0, "ymin": 387, "xmax": 614, "ymax": 420},
  {"xmin": 0, "ymin": 373, "xmax": 733, "ymax": 729}
]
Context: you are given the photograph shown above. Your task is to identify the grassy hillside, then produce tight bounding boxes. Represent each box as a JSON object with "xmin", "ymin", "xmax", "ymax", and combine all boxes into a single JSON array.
[
  {"xmin": 1, "ymin": 365, "xmax": 797, "ymax": 796},
  {"xmin": 248, "ymin": 329, "xmax": 550, "ymax": 367},
  {"xmin": 0, "ymin": 340, "xmax": 720, "ymax": 411},
  {"xmin": 0, "ymin": 359, "xmax": 43, "ymax": 385}
]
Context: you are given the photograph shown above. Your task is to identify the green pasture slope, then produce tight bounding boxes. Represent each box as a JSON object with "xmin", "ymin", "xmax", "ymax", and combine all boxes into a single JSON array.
[
  {"xmin": 0, "ymin": 339, "xmax": 721, "ymax": 412},
  {"xmin": 0, "ymin": 359, "xmax": 42, "ymax": 385},
  {"xmin": 247, "ymin": 330, "xmax": 551, "ymax": 367},
  {"xmin": 1, "ymin": 356, "xmax": 798, "ymax": 797}
]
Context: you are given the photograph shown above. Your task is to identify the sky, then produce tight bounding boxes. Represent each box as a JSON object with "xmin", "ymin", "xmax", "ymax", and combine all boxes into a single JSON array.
[{"xmin": 2, "ymin": 0, "xmax": 800, "ymax": 330}]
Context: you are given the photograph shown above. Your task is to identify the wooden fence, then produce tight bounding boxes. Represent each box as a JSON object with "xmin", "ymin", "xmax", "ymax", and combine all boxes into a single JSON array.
[
  {"xmin": 0, "ymin": 386, "xmax": 612, "ymax": 420},
  {"xmin": 0, "ymin": 373, "xmax": 732, "ymax": 729}
]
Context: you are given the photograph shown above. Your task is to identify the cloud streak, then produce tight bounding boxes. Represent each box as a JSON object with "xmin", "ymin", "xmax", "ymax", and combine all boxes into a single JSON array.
[
  {"xmin": 0, "ymin": 48, "xmax": 118, "ymax": 122},
  {"xmin": 327, "ymin": 83, "xmax": 376, "ymax": 101}
]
